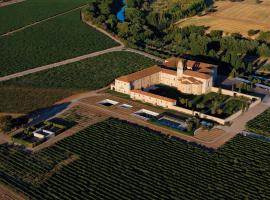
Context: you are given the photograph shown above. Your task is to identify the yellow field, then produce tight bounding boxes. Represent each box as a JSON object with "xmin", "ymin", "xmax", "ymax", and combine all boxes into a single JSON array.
[{"xmin": 177, "ymin": 0, "xmax": 270, "ymax": 37}]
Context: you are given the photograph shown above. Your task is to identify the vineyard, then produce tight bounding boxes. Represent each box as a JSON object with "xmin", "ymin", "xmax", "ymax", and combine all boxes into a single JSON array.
[
  {"xmin": 0, "ymin": 51, "xmax": 156, "ymax": 113},
  {"xmin": 0, "ymin": 0, "xmax": 89, "ymax": 34},
  {"xmin": 1, "ymin": 52, "xmax": 156, "ymax": 90},
  {"xmin": 0, "ymin": 145, "xmax": 73, "ymax": 187},
  {"xmin": 0, "ymin": 86, "xmax": 76, "ymax": 113},
  {"xmin": 246, "ymin": 108, "xmax": 270, "ymax": 137},
  {"xmin": 0, "ymin": 118, "xmax": 269, "ymax": 199},
  {"xmin": 0, "ymin": 10, "xmax": 118, "ymax": 76}
]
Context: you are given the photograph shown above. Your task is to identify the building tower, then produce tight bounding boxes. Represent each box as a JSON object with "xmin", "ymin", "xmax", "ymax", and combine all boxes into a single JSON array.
[{"xmin": 177, "ymin": 59, "xmax": 184, "ymax": 79}]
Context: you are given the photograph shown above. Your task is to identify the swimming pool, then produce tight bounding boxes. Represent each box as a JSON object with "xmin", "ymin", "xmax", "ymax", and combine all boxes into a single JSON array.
[{"xmin": 157, "ymin": 117, "xmax": 187, "ymax": 131}]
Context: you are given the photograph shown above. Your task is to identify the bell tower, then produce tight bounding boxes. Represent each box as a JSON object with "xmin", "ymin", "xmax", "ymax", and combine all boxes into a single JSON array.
[{"xmin": 177, "ymin": 59, "xmax": 184, "ymax": 79}]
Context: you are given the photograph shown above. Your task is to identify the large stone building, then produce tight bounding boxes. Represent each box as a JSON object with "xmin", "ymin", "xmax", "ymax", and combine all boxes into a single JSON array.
[
  {"xmin": 110, "ymin": 57, "xmax": 261, "ymax": 125},
  {"xmin": 111, "ymin": 57, "xmax": 218, "ymax": 98}
]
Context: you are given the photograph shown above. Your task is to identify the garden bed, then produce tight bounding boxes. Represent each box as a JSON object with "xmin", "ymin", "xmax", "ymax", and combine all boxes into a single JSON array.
[
  {"xmin": 148, "ymin": 84, "xmax": 250, "ymax": 119},
  {"xmin": 12, "ymin": 118, "xmax": 70, "ymax": 148}
]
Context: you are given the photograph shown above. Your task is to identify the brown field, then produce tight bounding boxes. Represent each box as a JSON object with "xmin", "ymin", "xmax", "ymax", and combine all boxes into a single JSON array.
[{"xmin": 177, "ymin": 0, "xmax": 270, "ymax": 37}]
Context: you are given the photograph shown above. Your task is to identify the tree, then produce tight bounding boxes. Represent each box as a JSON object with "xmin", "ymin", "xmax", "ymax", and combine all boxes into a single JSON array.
[
  {"xmin": 126, "ymin": 0, "xmax": 137, "ymax": 8},
  {"xmin": 0, "ymin": 116, "xmax": 13, "ymax": 133},
  {"xmin": 229, "ymin": 68, "xmax": 237, "ymax": 78},
  {"xmin": 247, "ymin": 63, "xmax": 253, "ymax": 75},
  {"xmin": 98, "ymin": 0, "xmax": 112, "ymax": 15},
  {"xmin": 125, "ymin": 8, "xmax": 142, "ymax": 22},
  {"xmin": 106, "ymin": 14, "xmax": 117, "ymax": 30},
  {"xmin": 196, "ymin": 103, "xmax": 205, "ymax": 109},
  {"xmin": 231, "ymin": 32, "xmax": 242, "ymax": 39},
  {"xmin": 248, "ymin": 29, "xmax": 260, "ymax": 36},
  {"xmin": 186, "ymin": 120, "xmax": 194, "ymax": 132},
  {"xmin": 179, "ymin": 98, "xmax": 186, "ymax": 105},
  {"xmin": 209, "ymin": 30, "xmax": 223, "ymax": 39}
]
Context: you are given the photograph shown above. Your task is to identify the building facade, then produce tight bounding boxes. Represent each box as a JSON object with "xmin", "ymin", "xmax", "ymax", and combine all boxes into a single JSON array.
[{"xmin": 111, "ymin": 58, "xmax": 217, "ymax": 97}]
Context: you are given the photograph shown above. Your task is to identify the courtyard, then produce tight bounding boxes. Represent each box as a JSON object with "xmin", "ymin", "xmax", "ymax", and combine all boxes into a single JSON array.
[{"xmin": 148, "ymin": 84, "xmax": 251, "ymax": 119}]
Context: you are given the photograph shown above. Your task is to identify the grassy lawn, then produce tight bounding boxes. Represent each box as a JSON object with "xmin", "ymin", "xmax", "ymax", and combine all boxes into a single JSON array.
[
  {"xmin": 0, "ymin": 118, "xmax": 269, "ymax": 199},
  {"xmin": 149, "ymin": 84, "xmax": 249, "ymax": 118},
  {"xmin": 0, "ymin": 0, "xmax": 89, "ymax": 34},
  {"xmin": 246, "ymin": 108, "xmax": 270, "ymax": 137},
  {"xmin": 0, "ymin": 52, "xmax": 156, "ymax": 113},
  {"xmin": 0, "ymin": 10, "xmax": 119, "ymax": 76}
]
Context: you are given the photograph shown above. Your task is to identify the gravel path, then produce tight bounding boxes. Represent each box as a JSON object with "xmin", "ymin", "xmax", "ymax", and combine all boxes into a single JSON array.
[{"xmin": 0, "ymin": 0, "xmax": 24, "ymax": 8}]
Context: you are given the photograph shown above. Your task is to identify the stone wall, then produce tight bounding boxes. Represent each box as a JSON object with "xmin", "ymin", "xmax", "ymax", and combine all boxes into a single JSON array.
[{"xmin": 210, "ymin": 87, "xmax": 261, "ymax": 100}]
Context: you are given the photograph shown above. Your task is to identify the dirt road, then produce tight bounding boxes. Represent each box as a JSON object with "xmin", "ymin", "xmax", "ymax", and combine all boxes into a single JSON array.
[
  {"xmin": 0, "ymin": 11, "xmax": 163, "ymax": 82},
  {"xmin": 0, "ymin": 46, "xmax": 124, "ymax": 82},
  {"xmin": 0, "ymin": 0, "xmax": 24, "ymax": 8}
]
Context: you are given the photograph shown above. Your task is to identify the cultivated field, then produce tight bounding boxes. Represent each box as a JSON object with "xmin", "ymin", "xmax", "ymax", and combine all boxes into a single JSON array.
[
  {"xmin": 0, "ymin": 119, "xmax": 269, "ymax": 199},
  {"xmin": 0, "ymin": 10, "xmax": 118, "ymax": 77},
  {"xmin": 0, "ymin": 0, "xmax": 89, "ymax": 34},
  {"xmin": 0, "ymin": 86, "xmax": 77, "ymax": 114},
  {"xmin": 0, "ymin": 52, "xmax": 156, "ymax": 113},
  {"xmin": 178, "ymin": 1, "xmax": 270, "ymax": 37},
  {"xmin": 246, "ymin": 108, "xmax": 270, "ymax": 136}
]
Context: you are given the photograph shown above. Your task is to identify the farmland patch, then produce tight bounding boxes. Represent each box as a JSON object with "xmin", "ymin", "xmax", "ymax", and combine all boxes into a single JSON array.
[
  {"xmin": 0, "ymin": 52, "xmax": 156, "ymax": 113},
  {"xmin": 0, "ymin": 0, "xmax": 89, "ymax": 34},
  {"xmin": 0, "ymin": 10, "xmax": 118, "ymax": 76},
  {"xmin": 246, "ymin": 108, "xmax": 270, "ymax": 137},
  {"xmin": 177, "ymin": 1, "xmax": 270, "ymax": 37},
  {"xmin": 0, "ymin": 119, "xmax": 269, "ymax": 199}
]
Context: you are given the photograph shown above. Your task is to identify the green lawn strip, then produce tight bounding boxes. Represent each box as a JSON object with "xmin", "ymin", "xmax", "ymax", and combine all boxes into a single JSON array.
[
  {"xmin": 0, "ymin": 0, "xmax": 90, "ymax": 34},
  {"xmin": 0, "ymin": 10, "xmax": 118, "ymax": 76},
  {"xmin": 0, "ymin": 52, "xmax": 156, "ymax": 113}
]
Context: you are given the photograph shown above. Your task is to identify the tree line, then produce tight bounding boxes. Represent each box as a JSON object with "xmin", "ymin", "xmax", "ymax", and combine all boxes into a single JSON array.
[{"xmin": 84, "ymin": 0, "xmax": 270, "ymax": 77}]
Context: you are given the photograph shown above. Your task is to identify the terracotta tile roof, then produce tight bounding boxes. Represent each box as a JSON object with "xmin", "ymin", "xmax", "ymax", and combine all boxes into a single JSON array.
[
  {"xmin": 116, "ymin": 66, "xmax": 162, "ymax": 83},
  {"xmin": 165, "ymin": 57, "xmax": 217, "ymax": 70},
  {"xmin": 179, "ymin": 77, "xmax": 202, "ymax": 85},
  {"xmin": 198, "ymin": 68, "xmax": 213, "ymax": 73},
  {"xmin": 184, "ymin": 70, "xmax": 212, "ymax": 80},
  {"xmin": 131, "ymin": 90, "xmax": 176, "ymax": 103},
  {"xmin": 199, "ymin": 62, "xmax": 216, "ymax": 68},
  {"xmin": 186, "ymin": 77, "xmax": 202, "ymax": 84},
  {"xmin": 161, "ymin": 69, "xmax": 177, "ymax": 76},
  {"xmin": 186, "ymin": 60, "xmax": 196, "ymax": 69},
  {"xmin": 188, "ymin": 61, "xmax": 216, "ymax": 70},
  {"xmin": 164, "ymin": 57, "xmax": 180, "ymax": 68}
]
